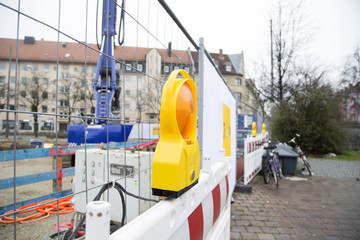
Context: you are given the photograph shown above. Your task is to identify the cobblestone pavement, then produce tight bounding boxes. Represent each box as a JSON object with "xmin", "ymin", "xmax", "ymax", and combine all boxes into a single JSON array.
[
  {"xmin": 231, "ymin": 173, "xmax": 360, "ymax": 239},
  {"xmin": 309, "ymin": 158, "xmax": 360, "ymax": 178}
]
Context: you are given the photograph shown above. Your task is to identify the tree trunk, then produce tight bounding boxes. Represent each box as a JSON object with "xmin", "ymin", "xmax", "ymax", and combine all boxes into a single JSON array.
[{"xmin": 33, "ymin": 114, "xmax": 38, "ymax": 138}]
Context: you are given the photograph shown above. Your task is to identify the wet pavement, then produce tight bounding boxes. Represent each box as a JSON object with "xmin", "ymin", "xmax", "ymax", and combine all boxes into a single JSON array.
[{"xmin": 231, "ymin": 174, "xmax": 360, "ymax": 240}]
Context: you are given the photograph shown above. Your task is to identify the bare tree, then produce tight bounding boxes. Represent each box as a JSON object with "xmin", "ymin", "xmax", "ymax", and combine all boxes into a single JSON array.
[
  {"xmin": 0, "ymin": 75, "xmax": 8, "ymax": 107},
  {"xmin": 20, "ymin": 71, "xmax": 50, "ymax": 137},
  {"xmin": 253, "ymin": 0, "xmax": 312, "ymax": 108},
  {"xmin": 57, "ymin": 72, "xmax": 95, "ymax": 125},
  {"xmin": 130, "ymin": 80, "xmax": 162, "ymax": 121},
  {"xmin": 341, "ymin": 44, "xmax": 360, "ymax": 86}
]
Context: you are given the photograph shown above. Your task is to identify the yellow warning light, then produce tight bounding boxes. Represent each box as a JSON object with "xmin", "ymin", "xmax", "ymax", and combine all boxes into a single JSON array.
[
  {"xmin": 251, "ymin": 122, "xmax": 257, "ymax": 137},
  {"xmin": 262, "ymin": 123, "xmax": 266, "ymax": 135},
  {"xmin": 152, "ymin": 69, "xmax": 200, "ymax": 198}
]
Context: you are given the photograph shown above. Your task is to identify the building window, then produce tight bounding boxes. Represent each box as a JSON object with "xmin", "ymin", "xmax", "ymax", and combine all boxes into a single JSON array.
[
  {"xmin": 235, "ymin": 92, "xmax": 241, "ymax": 100},
  {"xmin": 125, "ymin": 103, "xmax": 130, "ymax": 110},
  {"xmin": 19, "ymin": 120, "xmax": 32, "ymax": 130},
  {"xmin": 42, "ymin": 105, "xmax": 48, "ymax": 113},
  {"xmin": 92, "ymin": 66, "xmax": 97, "ymax": 74},
  {"xmin": 60, "ymin": 86, "xmax": 69, "ymax": 93},
  {"xmin": 20, "ymin": 90, "xmax": 26, "ymax": 98},
  {"xmin": 21, "ymin": 64, "xmax": 28, "ymax": 70},
  {"xmin": 164, "ymin": 65, "xmax": 169, "ymax": 73},
  {"xmin": 41, "ymin": 120, "xmax": 54, "ymax": 130},
  {"xmin": 33, "ymin": 64, "xmax": 39, "ymax": 71},
  {"xmin": 137, "ymin": 64, "xmax": 143, "ymax": 72},
  {"xmin": 59, "ymin": 112, "xmax": 67, "ymax": 119},
  {"xmin": 9, "ymin": 90, "xmax": 15, "ymax": 98},
  {"xmin": 125, "ymin": 117, "xmax": 130, "ymax": 123},
  {"xmin": 59, "ymin": 100, "xmax": 68, "ymax": 107},
  {"xmin": 125, "ymin": 90, "xmax": 131, "ymax": 96},
  {"xmin": 235, "ymin": 78, "xmax": 241, "ymax": 86},
  {"xmin": 19, "ymin": 105, "xmax": 27, "ymax": 111},
  {"xmin": 10, "ymin": 77, "xmax": 16, "ymax": 84},
  {"xmin": 225, "ymin": 65, "xmax": 231, "ymax": 72},
  {"xmin": 42, "ymin": 91, "xmax": 48, "ymax": 99},
  {"xmin": 0, "ymin": 62, "xmax": 6, "ymax": 70},
  {"xmin": 137, "ymin": 76, "xmax": 142, "ymax": 84},
  {"xmin": 126, "ymin": 63, "xmax": 132, "ymax": 71},
  {"xmin": 61, "ymin": 72, "xmax": 70, "ymax": 80},
  {"xmin": 126, "ymin": 76, "xmax": 131, "ymax": 83},
  {"xmin": 43, "ymin": 78, "xmax": 49, "ymax": 86},
  {"xmin": 81, "ymin": 66, "xmax": 86, "ymax": 73},
  {"xmin": 0, "ymin": 76, "xmax": 5, "ymax": 84},
  {"xmin": 32, "ymin": 78, "xmax": 39, "ymax": 86},
  {"xmin": 44, "ymin": 64, "xmax": 50, "ymax": 72},
  {"xmin": 63, "ymin": 65, "xmax": 69, "ymax": 70},
  {"xmin": 185, "ymin": 67, "xmax": 190, "ymax": 73},
  {"xmin": 0, "ymin": 90, "xmax": 4, "ymax": 98},
  {"xmin": 10, "ymin": 63, "xmax": 16, "ymax": 70},
  {"xmin": 174, "ymin": 66, "xmax": 179, "ymax": 70},
  {"xmin": 21, "ymin": 77, "xmax": 27, "ymax": 85},
  {"xmin": 2, "ymin": 120, "xmax": 15, "ymax": 130}
]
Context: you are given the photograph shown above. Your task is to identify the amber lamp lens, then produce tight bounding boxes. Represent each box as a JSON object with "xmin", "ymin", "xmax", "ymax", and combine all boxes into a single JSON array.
[{"xmin": 176, "ymin": 82, "xmax": 195, "ymax": 140}]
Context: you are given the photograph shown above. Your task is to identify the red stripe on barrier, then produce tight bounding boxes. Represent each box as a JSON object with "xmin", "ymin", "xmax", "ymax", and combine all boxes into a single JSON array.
[
  {"xmin": 225, "ymin": 175, "xmax": 229, "ymax": 203},
  {"xmin": 188, "ymin": 203, "xmax": 204, "ymax": 240},
  {"xmin": 212, "ymin": 184, "xmax": 221, "ymax": 225}
]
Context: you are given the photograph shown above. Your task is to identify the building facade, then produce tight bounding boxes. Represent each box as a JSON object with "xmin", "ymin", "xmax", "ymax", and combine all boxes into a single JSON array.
[
  {"xmin": 0, "ymin": 37, "xmax": 257, "ymax": 135},
  {"xmin": 342, "ymin": 82, "xmax": 360, "ymax": 123}
]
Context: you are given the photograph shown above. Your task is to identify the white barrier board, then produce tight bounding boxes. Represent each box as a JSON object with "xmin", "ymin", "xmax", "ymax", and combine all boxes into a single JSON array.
[
  {"xmin": 243, "ymin": 133, "xmax": 268, "ymax": 185},
  {"xmin": 201, "ymin": 55, "xmax": 236, "ymax": 194}
]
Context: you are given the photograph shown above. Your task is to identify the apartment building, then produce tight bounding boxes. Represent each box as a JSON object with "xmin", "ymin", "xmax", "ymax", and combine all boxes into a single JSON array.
[{"xmin": 0, "ymin": 37, "xmax": 256, "ymax": 135}]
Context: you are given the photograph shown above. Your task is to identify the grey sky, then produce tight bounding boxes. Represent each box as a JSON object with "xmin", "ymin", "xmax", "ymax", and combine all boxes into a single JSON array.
[{"xmin": 1, "ymin": 0, "xmax": 359, "ymax": 84}]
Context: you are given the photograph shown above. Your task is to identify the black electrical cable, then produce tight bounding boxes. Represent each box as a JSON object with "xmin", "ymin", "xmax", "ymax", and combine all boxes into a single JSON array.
[
  {"xmin": 118, "ymin": 0, "xmax": 126, "ymax": 46},
  {"xmin": 114, "ymin": 182, "xmax": 158, "ymax": 203},
  {"xmin": 67, "ymin": 181, "xmax": 157, "ymax": 240},
  {"xmin": 67, "ymin": 182, "xmax": 125, "ymax": 240}
]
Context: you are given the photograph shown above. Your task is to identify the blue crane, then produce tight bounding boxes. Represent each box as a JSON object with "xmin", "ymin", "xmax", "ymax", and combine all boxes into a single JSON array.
[{"xmin": 68, "ymin": 0, "xmax": 132, "ymax": 146}]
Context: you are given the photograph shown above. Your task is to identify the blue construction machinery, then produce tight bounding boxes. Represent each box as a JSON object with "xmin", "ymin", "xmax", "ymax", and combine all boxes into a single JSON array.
[{"xmin": 68, "ymin": 0, "xmax": 132, "ymax": 146}]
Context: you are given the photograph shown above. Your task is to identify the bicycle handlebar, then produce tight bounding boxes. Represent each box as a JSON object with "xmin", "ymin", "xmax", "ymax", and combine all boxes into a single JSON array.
[{"xmin": 264, "ymin": 145, "xmax": 277, "ymax": 150}]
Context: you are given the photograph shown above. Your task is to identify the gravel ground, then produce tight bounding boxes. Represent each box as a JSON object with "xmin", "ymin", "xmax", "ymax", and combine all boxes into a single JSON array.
[
  {"xmin": 304, "ymin": 158, "xmax": 360, "ymax": 178},
  {"xmin": 1, "ymin": 153, "xmax": 359, "ymax": 239}
]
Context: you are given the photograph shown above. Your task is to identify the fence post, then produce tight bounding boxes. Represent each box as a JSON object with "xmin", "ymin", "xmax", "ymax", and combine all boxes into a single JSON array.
[{"xmin": 53, "ymin": 155, "xmax": 63, "ymax": 191}]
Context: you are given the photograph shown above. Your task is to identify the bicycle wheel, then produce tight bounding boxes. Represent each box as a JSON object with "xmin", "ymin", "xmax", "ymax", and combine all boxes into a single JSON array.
[
  {"xmin": 303, "ymin": 159, "xmax": 312, "ymax": 176},
  {"xmin": 262, "ymin": 159, "xmax": 270, "ymax": 184},
  {"xmin": 271, "ymin": 163, "xmax": 278, "ymax": 188}
]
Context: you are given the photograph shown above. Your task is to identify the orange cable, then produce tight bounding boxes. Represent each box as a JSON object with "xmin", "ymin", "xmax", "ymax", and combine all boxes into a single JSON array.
[{"xmin": 0, "ymin": 196, "xmax": 74, "ymax": 224}]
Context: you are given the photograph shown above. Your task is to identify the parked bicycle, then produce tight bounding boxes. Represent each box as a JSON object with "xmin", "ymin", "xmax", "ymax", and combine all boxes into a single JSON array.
[
  {"xmin": 262, "ymin": 141, "xmax": 282, "ymax": 187},
  {"xmin": 288, "ymin": 134, "xmax": 312, "ymax": 176}
]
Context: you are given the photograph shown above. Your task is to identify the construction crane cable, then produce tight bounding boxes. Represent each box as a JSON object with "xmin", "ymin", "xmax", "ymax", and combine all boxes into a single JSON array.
[{"xmin": 118, "ymin": 0, "xmax": 126, "ymax": 46}]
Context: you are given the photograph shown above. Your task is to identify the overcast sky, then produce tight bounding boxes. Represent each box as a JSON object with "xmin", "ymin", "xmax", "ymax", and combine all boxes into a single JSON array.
[{"xmin": 1, "ymin": 0, "xmax": 359, "ymax": 84}]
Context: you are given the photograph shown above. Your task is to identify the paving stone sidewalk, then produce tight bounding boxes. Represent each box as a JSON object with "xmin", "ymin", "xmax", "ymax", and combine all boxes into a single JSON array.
[{"xmin": 230, "ymin": 175, "xmax": 360, "ymax": 240}]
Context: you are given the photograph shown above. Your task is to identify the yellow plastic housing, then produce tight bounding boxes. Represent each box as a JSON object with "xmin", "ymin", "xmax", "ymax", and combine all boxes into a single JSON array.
[
  {"xmin": 262, "ymin": 123, "xmax": 266, "ymax": 135},
  {"xmin": 252, "ymin": 122, "xmax": 257, "ymax": 137},
  {"xmin": 151, "ymin": 69, "xmax": 200, "ymax": 198}
]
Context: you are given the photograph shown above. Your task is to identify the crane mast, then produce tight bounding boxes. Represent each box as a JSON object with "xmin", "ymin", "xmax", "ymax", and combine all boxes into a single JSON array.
[{"xmin": 93, "ymin": 0, "xmax": 119, "ymax": 124}]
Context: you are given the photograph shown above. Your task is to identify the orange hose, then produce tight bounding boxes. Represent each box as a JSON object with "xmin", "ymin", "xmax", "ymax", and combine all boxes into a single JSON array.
[{"xmin": 0, "ymin": 196, "xmax": 74, "ymax": 224}]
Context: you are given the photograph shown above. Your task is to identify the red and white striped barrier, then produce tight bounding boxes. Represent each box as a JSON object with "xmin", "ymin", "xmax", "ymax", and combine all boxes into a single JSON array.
[{"xmin": 108, "ymin": 156, "xmax": 232, "ymax": 240}]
